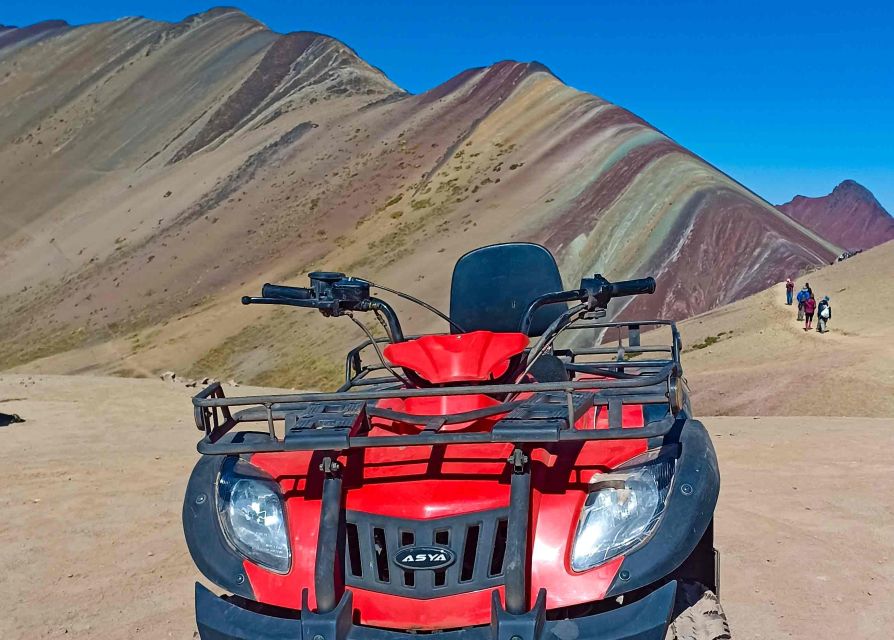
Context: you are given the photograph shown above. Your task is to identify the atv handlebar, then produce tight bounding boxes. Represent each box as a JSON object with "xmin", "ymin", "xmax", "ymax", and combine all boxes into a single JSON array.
[
  {"xmin": 243, "ymin": 274, "xmax": 405, "ymax": 342},
  {"xmin": 243, "ymin": 271, "xmax": 656, "ymax": 345},
  {"xmin": 579, "ymin": 274, "xmax": 657, "ymax": 308},
  {"xmin": 606, "ymin": 277, "xmax": 656, "ymax": 298},
  {"xmin": 261, "ymin": 283, "xmax": 314, "ymax": 300},
  {"xmin": 519, "ymin": 275, "xmax": 657, "ymax": 335}
]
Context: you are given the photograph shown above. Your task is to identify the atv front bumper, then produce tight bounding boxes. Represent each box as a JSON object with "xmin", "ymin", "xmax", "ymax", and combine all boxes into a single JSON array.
[{"xmin": 194, "ymin": 580, "xmax": 677, "ymax": 640}]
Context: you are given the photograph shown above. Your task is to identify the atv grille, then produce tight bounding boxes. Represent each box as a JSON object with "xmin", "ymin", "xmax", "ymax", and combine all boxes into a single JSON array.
[{"xmin": 344, "ymin": 509, "xmax": 509, "ymax": 598}]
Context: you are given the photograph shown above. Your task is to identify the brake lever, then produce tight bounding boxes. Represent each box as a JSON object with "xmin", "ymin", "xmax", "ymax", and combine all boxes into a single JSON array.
[{"xmin": 579, "ymin": 275, "xmax": 612, "ymax": 310}]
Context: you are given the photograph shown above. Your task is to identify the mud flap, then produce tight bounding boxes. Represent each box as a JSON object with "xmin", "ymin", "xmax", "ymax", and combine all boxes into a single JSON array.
[
  {"xmin": 491, "ymin": 589, "xmax": 546, "ymax": 640},
  {"xmin": 300, "ymin": 588, "xmax": 354, "ymax": 640}
]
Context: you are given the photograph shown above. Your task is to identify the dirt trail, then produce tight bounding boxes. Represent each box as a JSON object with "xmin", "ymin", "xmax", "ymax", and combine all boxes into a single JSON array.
[
  {"xmin": 671, "ymin": 241, "xmax": 894, "ymax": 416},
  {"xmin": 2, "ymin": 375, "xmax": 892, "ymax": 638}
]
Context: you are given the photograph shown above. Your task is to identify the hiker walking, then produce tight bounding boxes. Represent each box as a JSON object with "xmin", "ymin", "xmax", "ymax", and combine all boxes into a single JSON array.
[
  {"xmin": 785, "ymin": 278, "xmax": 794, "ymax": 305},
  {"xmin": 817, "ymin": 296, "xmax": 831, "ymax": 333},
  {"xmin": 796, "ymin": 285, "xmax": 809, "ymax": 321},
  {"xmin": 803, "ymin": 294, "xmax": 817, "ymax": 331}
]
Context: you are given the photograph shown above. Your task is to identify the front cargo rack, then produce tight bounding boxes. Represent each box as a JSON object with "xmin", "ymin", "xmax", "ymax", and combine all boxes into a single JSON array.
[{"xmin": 192, "ymin": 320, "xmax": 685, "ymax": 455}]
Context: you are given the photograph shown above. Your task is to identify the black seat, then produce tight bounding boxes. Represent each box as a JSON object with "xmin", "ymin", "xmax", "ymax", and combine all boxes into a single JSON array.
[{"xmin": 449, "ymin": 243, "xmax": 567, "ymax": 336}]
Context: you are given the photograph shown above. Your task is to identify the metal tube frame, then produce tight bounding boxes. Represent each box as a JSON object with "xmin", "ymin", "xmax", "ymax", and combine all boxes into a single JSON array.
[{"xmin": 191, "ymin": 320, "xmax": 682, "ymax": 455}]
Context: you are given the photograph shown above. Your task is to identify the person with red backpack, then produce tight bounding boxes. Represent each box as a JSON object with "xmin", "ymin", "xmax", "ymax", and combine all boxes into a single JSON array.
[
  {"xmin": 803, "ymin": 294, "xmax": 817, "ymax": 330},
  {"xmin": 796, "ymin": 285, "xmax": 810, "ymax": 320}
]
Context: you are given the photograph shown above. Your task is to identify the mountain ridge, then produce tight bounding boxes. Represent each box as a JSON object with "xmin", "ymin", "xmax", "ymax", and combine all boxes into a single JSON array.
[
  {"xmin": 0, "ymin": 19, "xmax": 69, "ymax": 50},
  {"xmin": 0, "ymin": 9, "xmax": 839, "ymax": 386}
]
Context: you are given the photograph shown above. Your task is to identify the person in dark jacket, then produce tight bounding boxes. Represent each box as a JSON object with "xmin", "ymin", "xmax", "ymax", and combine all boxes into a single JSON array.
[
  {"xmin": 785, "ymin": 278, "xmax": 794, "ymax": 305},
  {"xmin": 817, "ymin": 296, "xmax": 831, "ymax": 333},
  {"xmin": 803, "ymin": 294, "xmax": 817, "ymax": 331}
]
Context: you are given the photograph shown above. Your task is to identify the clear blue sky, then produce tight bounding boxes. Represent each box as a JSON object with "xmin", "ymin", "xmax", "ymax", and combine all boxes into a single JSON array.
[{"xmin": 4, "ymin": 0, "xmax": 892, "ymax": 211}]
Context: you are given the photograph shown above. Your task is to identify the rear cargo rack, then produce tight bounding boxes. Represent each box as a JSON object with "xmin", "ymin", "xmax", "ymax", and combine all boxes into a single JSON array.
[{"xmin": 192, "ymin": 320, "xmax": 684, "ymax": 455}]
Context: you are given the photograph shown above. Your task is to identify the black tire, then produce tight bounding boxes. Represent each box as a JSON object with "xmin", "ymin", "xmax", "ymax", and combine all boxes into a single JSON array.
[{"xmin": 665, "ymin": 581, "xmax": 731, "ymax": 640}]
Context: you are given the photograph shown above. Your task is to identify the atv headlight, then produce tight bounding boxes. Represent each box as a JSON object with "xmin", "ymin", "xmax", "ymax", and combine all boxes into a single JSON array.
[
  {"xmin": 217, "ymin": 458, "xmax": 290, "ymax": 573},
  {"xmin": 570, "ymin": 456, "xmax": 674, "ymax": 571}
]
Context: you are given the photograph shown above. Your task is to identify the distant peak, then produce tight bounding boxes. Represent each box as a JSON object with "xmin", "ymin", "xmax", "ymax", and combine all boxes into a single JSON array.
[
  {"xmin": 779, "ymin": 180, "xmax": 884, "ymax": 210},
  {"xmin": 183, "ymin": 6, "xmax": 247, "ymax": 21},
  {"xmin": 777, "ymin": 179, "xmax": 893, "ymax": 249},
  {"xmin": 487, "ymin": 59, "xmax": 560, "ymax": 80},
  {"xmin": 0, "ymin": 19, "xmax": 69, "ymax": 30},
  {"xmin": 176, "ymin": 7, "xmax": 262, "ymax": 30},
  {"xmin": 526, "ymin": 60, "xmax": 559, "ymax": 78},
  {"xmin": 278, "ymin": 30, "xmax": 339, "ymax": 46},
  {"xmin": 38, "ymin": 19, "xmax": 69, "ymax": 28},
  {"xmin": 415, "ymin": 58, "xmax": 565, "ymax": 106},
  {"xmin": 0, "ymin": 19, "xmax": 69, "ymax": 49},
  {"xmin": 833, "ymin": 179, "xmax": 873, "ymax": 198}
]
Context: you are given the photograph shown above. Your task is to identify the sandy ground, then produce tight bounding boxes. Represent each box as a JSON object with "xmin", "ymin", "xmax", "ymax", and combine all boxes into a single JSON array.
[{"xmin": 1, "ymin": 374, "xmax": 892, "ymax": 639}]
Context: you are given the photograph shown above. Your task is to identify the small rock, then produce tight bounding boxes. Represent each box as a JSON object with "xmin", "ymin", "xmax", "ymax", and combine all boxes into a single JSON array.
[
  {"xmin": 228, "ymin": 379, "xmax": 239, "ymax": 387},
  {"xmin": 184, "ymin": 380, "xmax": 198, "ymax": 388},
  {"xmin": 161, "ymin": 371, "xmax": 176, "ymax": 382}
]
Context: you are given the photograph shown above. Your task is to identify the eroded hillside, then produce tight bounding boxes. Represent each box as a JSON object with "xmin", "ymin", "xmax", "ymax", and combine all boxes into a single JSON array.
[{"xmin": 0, "ymin": 8, "xmax": 839, "ymax": 387}]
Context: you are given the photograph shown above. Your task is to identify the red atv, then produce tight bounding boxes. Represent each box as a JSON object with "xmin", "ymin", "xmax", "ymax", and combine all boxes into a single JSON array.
[{"xmin": 184, "ymin": 242, "xmax": 726, "ymax": 640}]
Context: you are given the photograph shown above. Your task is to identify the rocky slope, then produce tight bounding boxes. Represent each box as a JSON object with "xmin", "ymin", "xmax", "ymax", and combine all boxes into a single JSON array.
[
  {"xmin": 0, "ymin": 8, "xmax": 839, "ymax": 387},
  {"xmin": 777, "ymin": 180, "xmax": 894, "ymax": 251}
]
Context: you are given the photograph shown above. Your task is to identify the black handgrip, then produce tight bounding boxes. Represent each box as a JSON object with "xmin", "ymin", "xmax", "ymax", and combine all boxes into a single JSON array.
[
  {"xmin": 261, "ymin": 283, "xmax": 314, "ymax": 300},
  {"xmin": 608, "ymin": 277, "xmax": 656, "ymax": 297}
]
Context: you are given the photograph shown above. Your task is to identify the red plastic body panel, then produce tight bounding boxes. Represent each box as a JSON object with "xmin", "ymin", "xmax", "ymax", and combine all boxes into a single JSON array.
[
  {"xmin": 246, "ymin": 402, "xmax": 648, "ymax": 629},
  {"xmin": 383, "ymin": 331, "xmax": 528, "ymax": 383}
]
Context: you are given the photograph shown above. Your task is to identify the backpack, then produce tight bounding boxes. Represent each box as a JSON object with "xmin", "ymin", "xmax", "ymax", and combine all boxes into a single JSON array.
[{"xmin": 797, "ymin": 289, "xmax": 809, "ymax": 303}]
